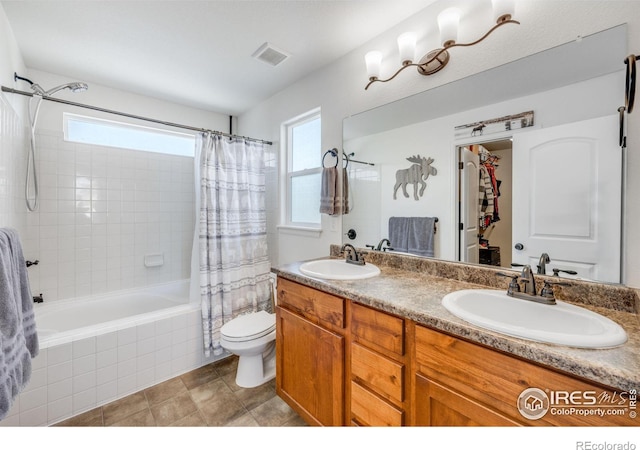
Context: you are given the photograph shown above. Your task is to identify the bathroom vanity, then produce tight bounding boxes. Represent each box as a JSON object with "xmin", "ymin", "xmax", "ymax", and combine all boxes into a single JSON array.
[{"xmin": 273, "ymin": 248, "xmax": 639, "ymax": 427}]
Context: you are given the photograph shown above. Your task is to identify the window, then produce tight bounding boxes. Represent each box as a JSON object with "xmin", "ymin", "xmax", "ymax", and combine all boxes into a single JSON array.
[
  {"xmin": 64, "ymin": 113, "xmax": 196, "ymax": 157},
  {"xmin": 283, "ymin": 110, "xmax": 321, "ymax": 227}
]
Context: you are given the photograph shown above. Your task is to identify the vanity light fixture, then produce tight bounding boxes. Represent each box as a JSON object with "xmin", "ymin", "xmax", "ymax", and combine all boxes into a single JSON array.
[{"xmin": 364, "ymin": 0, "xmax": 519, "ymax": 90}]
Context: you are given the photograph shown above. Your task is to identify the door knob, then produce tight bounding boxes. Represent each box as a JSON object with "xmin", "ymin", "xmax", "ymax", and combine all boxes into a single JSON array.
[{"xmin": 514, "ymin": 243, "xmax": 524, "ymax": 250}]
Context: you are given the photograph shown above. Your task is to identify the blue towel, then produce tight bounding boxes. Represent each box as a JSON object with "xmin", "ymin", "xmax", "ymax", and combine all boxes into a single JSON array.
[
  {"xmin": 388, "ymin": 217, "xmax": 436, "ymax": 257},
  {"xmin": 0, "ymin": 228, "xmax": 39, "ymax": 420}
]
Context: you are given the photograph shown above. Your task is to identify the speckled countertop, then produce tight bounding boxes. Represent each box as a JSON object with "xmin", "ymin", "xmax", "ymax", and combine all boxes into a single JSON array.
[{"xmin": 273, "ymin": 249, "xmax": 640, "ymax": 393}]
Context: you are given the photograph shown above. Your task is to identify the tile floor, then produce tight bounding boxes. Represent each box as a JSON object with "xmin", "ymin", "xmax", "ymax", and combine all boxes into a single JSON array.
[{"xmin": 53, "ymin": 356, "xmax": 307, "ymax": 427}]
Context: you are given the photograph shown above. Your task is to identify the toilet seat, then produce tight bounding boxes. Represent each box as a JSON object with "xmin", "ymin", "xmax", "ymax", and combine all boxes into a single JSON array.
[{"xmin": 221, "ymin": 310, "xmax": 275, "ymax": 343}]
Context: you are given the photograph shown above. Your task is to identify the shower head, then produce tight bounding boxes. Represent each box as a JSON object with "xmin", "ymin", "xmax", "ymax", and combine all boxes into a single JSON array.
[
  {"xmin": 40, "ymin": 82, "xmax": 89, "ymax": 97},
  {"xmin": 14, "ymin": 73, "xmax": 88, "ymax": 97}
]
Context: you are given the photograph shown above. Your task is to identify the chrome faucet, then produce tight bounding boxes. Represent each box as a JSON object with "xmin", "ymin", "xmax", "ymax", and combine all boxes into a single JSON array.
[
  {"xmin": 375, "ymin": 238, "xmax": 391, "ymax": 251},
  {"xmin": 537, "ymin": 253, "xmax": 550, "ymax": 275},
  {"xmin": 497, "ymin": 264, "xmax": 557, "ymax": 305},
  {"xmin": 520, "ymin": 265, "xmax": 537, "ymax": 295},
  {"xmin": 340, "ymin": 243, "xmax": 365, "ymax": 265}
]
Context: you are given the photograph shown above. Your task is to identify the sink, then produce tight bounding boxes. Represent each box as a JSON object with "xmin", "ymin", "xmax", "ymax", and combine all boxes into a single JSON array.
[
  {"xmin": 441, "ymin": 289, "xmax": 627, "ymax": 348},
  {"xmin": 299, "ymin": 259, "xmax": 380, "ymax": 280}
]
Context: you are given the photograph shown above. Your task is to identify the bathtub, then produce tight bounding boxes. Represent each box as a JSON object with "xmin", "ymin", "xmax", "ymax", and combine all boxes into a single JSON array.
[
  {"xmin": 36, "ymin": 280, "xmax": 196, "ymax": 347},
  {"xmin": 1, "ymin": 280, "xmax": 215, "ymax": 427}
]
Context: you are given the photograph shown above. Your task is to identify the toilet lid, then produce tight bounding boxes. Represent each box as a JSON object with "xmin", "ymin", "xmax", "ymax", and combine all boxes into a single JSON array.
[{"xmin": 221, "ymin": 310, "xmax": 276, "ymax": 342}]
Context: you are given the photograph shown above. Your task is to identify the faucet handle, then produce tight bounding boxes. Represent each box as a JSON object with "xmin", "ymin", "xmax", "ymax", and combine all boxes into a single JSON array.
[
  {"xmin": 552, "ymin": 268, "xmax": 578, "ymax": 277},
  {"xmin": 496, "ymin": 272, "xmax": 520, "ymax": 295},
  {"xmin": 540, "ymin": 280, "xmax": 570, "ymax": 302}
]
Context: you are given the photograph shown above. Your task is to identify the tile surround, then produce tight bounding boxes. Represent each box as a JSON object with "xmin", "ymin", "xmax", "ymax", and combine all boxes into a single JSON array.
[
  {"xmin": 21, "ymin": 129, "xmax": 195, "ymax": 302},
  {"xmin": 0, "ymin": 93, "xmax": 28, "ymax": 238}
]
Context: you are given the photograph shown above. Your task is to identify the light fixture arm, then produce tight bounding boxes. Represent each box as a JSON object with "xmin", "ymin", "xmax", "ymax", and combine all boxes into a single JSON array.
[{"xmin": 365, "ymin": 18, "xmax": 520, "ymax": 90}]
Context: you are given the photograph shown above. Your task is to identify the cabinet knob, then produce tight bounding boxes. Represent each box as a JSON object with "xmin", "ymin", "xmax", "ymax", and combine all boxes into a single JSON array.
[{"xmin": 514, "ymin": 243, "xmax": 524, "ymax": 250}]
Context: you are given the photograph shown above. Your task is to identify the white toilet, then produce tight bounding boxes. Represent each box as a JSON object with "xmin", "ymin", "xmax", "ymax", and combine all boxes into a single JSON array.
[{"xmin": 220, "ymin": 310, "xmax": 276, "ymax": 388}]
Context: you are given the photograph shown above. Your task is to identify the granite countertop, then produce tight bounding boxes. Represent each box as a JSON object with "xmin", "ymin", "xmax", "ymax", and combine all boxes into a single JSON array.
[{"xmin": 273, "ymin": 253, "xmax": 640, "ymax": 393}]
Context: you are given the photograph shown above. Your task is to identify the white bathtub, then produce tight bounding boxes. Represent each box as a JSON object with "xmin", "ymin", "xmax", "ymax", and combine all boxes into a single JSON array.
[
  {"xmin": 35, "ymin": 280, "xmax": 195, "ymax": 348},
  {"xmin": 1, "ymin": 280, "xmax": 215, "ymax": 427}
]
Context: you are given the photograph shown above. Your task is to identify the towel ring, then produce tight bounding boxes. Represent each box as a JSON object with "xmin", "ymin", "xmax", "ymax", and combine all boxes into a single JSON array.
[
  {"xmin": 322, "ymin": 148, "xmax": 349, "ymax": 168},
  {"xmin": 625, "ymin": 54, "xmax": 636, "ymax": 113},
  {"xmin": 322, "ymin": 149, "xmax": 339, "ymax": 168},
  {"xmin": 342, "ymin": 151, "xmax": 350, "ymax": 169}
]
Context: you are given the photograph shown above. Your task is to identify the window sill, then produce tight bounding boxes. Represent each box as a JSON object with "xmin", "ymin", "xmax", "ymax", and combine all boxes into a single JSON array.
[{"xmin": 277, "ymin": 225, "xmax": 322, "ymax": 238}]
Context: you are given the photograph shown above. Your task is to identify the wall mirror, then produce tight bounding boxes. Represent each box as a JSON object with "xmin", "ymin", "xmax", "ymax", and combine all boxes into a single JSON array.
[{"xmin": 342, "ymin": 25, "xmax": 627, "ymax": 284}]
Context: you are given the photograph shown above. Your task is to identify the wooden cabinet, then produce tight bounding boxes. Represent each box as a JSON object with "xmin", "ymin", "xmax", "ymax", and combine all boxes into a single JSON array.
[
  {"xmin": 276, "ymin": 278, "xmax": 346, "ymax": 426},
  {"xmin": 415, "ymin": 374, "xmax": 520, "ymax": 426},
  {"xmin": 349, "ymin": 303, "xmax": 407, "ymax": 426},
  {"xmin": 276, "ymin": 277, "xmax": 635, "ymax": 427},
  {"xmin": 413, "ymin": 324, "xmax": 636, "ymax": 426}
]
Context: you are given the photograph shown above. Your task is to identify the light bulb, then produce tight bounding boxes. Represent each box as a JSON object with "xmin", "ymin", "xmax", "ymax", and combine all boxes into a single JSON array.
[
  {"xmin": 397, "ymin": 32, "xmax": 416, "ymax": 65},
  {"xmin": 365, "ymin": 51, "xmax": 382, "ymax": 80},
  {"xmin": 438, "ymin": 8, "xmax": 460, "ymax": 47}
]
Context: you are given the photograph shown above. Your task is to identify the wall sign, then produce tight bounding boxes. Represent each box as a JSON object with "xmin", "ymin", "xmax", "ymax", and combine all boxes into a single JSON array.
[
  {"xmin": 393, "ymin": 155, "xmax": 437, "ymax": 201},
  {"xmin": 454, "ymin": 111, "xmax": 534, "ymax": 140}
]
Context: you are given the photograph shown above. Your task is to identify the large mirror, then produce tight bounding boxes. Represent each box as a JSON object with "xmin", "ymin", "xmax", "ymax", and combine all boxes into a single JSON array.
[{"xmin": 342, "ymin": 25, "xmax": 627, "ymax": 284}]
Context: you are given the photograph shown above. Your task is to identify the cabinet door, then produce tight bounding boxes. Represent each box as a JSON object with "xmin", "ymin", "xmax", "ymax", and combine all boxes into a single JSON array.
[
  {"xmin": 415, "ymin": 374, "xmax": 520, "ymax": 426},
  {"xmin": 276, "ymin": 306, "xmax": 345, "ymax": 426}
]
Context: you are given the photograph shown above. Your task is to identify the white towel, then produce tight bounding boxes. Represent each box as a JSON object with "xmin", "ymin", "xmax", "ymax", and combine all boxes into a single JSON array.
[{"xmin": 0, "ymin": 228, "xmax": 39, "ymax": 420}]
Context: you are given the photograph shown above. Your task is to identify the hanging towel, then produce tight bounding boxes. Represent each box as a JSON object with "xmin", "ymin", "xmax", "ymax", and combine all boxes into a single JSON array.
[
  {"xmin": 319, "ymin": 166, "xmax": 338, "ymax": 215},
  {"xmin": 389, "ymin": 217, "xmax": 436, "ymax": 257},
  {"xmin": 340, "ymin": 167, "xmax": 350, "ymax": 214},
  {"xmin": 388, "ymin": 217, "xmax": 410, "ymax": 253},
  {"xmin": 0, "ymin": 228, "xmax": 39, "ymax": 420}
]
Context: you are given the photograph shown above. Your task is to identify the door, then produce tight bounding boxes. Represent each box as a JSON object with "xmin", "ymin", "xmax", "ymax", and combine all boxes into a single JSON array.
[
  {"xmin": 512, "ymin": 115, "xmax": 621, "ymax": 282},
  {"xmin": 458, "ymin": 147, "xmax": 480, "ymax": 264}
]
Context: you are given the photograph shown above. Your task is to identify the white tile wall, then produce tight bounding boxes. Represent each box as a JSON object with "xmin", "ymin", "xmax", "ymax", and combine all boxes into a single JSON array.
[
  {"xmin": 22, "ymin": 130, "xmax": 196, "ymax": 302},
  {"xmin": 0, "ymin": 93, "xmax": 28, "ymax": 238}
]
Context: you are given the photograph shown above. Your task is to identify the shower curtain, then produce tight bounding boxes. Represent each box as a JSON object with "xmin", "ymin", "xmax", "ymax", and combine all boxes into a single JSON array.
[{"xmin": 195, "ymin": 133, "xmax": 271, "ymax": 357}]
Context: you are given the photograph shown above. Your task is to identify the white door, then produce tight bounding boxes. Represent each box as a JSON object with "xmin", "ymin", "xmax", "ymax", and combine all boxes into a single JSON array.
[
  {"xmin": 459, "ymin": 147, "xmax": 480, "ymax": 264},
  {"xmin": 512, "ymin": 115, "xmax": 621, "ymax": 282}
]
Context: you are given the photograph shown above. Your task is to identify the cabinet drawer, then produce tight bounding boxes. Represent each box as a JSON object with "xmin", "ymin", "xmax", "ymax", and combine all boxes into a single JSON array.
[
  {"xmin": 351, "ymin": 381, "xmax": 403, "ymax": 426},
  {"xmin": 277, "ymin": 278, "xmax": 345, "ymax": 329},
  {"xmin": 351, "ymin": 342, "xmax": 404, "ymax": 404},
  {"xmin": 351, "ymin": 303, "xmax": 404, "ymax": 356},
  {"xmin": 415, "ymin": 325, "xmax": 636, "ymax": 426}
]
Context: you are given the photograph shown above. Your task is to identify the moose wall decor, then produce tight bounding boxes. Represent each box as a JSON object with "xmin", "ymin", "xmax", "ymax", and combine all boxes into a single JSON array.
[{"xmin": 393, "ymin": 155, "xmax": 437, "ymax": 201}]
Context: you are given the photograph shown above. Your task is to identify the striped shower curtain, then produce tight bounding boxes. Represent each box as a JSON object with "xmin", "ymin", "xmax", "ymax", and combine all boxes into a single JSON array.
[{"xmin": 197, "ymin": 133, "xmax": 271, "ymax": 357}]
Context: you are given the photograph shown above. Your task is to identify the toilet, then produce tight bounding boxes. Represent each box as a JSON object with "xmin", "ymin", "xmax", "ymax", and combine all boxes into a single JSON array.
[{"xmin": 220, "ymin": 310, "xmax": 276, "ymax": 388}]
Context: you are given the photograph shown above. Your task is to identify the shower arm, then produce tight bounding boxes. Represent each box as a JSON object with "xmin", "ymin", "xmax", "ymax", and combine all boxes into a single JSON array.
[{"xmin": 14, "ymin": 72, "xmax": 36, "ymax": 86}]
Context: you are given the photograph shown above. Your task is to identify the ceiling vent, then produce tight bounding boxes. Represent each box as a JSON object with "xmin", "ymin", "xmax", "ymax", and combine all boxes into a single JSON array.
[{"xmin": 252, "ymin": 42, "xmax": 290, "ymax": 67}]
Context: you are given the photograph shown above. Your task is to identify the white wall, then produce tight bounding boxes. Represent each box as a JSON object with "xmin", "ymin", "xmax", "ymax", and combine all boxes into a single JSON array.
[{"xmin": 239, "ymin": 0, "xmax": 640, "ymax": 288}]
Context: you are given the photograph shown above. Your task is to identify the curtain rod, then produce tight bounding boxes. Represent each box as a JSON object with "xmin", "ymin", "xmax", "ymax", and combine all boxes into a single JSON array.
[{"xmin": 0, "ymin": 86, "xmax": 273, "ymax": 146}]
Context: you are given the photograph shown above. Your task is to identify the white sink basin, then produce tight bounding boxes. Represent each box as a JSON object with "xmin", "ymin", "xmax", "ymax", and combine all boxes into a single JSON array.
[
  {"xmin": 299, "ymin": 259, "xmax": 380, "ymax": 280},
  {"xmin": 442, "ymin": 289, "xmax": 627, "ymax": 349}
]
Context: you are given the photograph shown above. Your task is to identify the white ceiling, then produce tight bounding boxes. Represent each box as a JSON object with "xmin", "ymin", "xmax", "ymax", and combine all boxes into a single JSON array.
[{"xmin": 2, "ymin": 0, "xmax": 438, "ymax": 115}]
